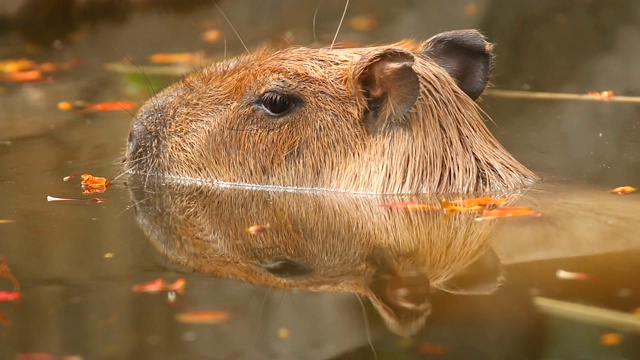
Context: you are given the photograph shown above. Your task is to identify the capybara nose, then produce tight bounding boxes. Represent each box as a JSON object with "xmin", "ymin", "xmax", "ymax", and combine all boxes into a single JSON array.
[
  {"xmin": 126, "ymin": 120, "xmax": 147, "ymax": 163},
  {"xmin": 125, "ymin": 104, "xmax": 163, "ymax": 172}
]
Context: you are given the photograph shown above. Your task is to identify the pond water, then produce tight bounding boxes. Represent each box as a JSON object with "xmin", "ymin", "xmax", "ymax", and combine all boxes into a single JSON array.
[{"xmin": 1, "ymin": 1, "xmax": 640, "ymax": 359}]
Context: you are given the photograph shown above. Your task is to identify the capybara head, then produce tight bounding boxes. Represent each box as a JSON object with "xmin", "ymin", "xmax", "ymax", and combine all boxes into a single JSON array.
[{"xmin": 125, "ymin": 30, "xmax": 538, "ymax": 194}]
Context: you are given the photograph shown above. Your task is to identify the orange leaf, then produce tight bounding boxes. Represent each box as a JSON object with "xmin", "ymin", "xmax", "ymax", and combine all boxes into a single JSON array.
[
  {"xmin": 175, "ymin": 311, "xmax": 231, "ymax": 324},
  {"xmin": 80, "ymin": 174, "xmax": 111, "ymax": 194},
  {"xmin": 600, "ymin": 332, "xmax": 623, "ymax": 346},
  {"xmin": 2, "ymin": 69, "xmax": 46, "ymax": 83},
  {"xmin": 57, "ymin": 101, "xmax": 74, "ymax": 111},
  {"xmin": 348, "ymin": 15, "xmax": 378, "ymax": 31},
  {"xmin": 132, "ymin": 278, "xmax": 166, "ymax": 293},
  {"xmin": 379, "ymin": 201, "xmax": 439, "ymax": 211},
  {"xmin": 441, "ymin": 199, "xmax": 484, "ymax": 212},
  {"xmin": 479, "ymin": 206, "xmax": 541, "ymax": 219},
  {"xmin": 80, "ymin": 101, "xmax": 137, "ymax": 114},
  {"xmin": 464, "ymin": 3, "xmax": 480, "ymax": 15},
  {"xmin": 201, "ymin": 29, "xmax": 223, "ymax": 44},
  {"xmin": 0, "ymin": 291, "xmax": 21, "ymax": 302},
  {"xmin": 448, "ymin": 196, "xmax": 507, "ymax": 208},
  {"xmin": 587, "ymin": 90, "xmax": 615, "ymax": 101},
  {"xmin": 166, "ymin": 278, "xmax": 186, "ymax": 292},
  {"xmin": 610, "ymin": 186, "xmax": 637, "ymax": 194},
  {"xmin": 149, "ymin": 52, "xmax": 207, "ymax": 64},
  {"xmin": 0, "ymin": 58, "xmax": 35, "ymax": 73},
  {"xmin": 418, "ymin": 342, "xmax": 449, "ymax": 355}
]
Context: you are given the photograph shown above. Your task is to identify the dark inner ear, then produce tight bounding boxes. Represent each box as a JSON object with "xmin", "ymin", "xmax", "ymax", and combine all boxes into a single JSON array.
[
  {"xmin": 366, "ymin": 248, "xmax": 431, "ymax": 337},
  {"xmin": 354, "ymin": 48, "xmax": 419, "ymax": 133},
  {"xmin": 421, "ymin": 29, "xmax": 493, "ymax": 100},
  {"xmin": 440, "ymin": 247, "xmax": 503, "ymax": 295}
]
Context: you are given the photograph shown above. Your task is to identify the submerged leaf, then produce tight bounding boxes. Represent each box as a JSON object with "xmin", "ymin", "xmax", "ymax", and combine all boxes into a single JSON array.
[
  {"xmin": 477, "ymin": 206, "xmax": 541, "ymax": 220},
  {"xmin": 610, "ymin": 186, "xmax": 637, "ymax": 194},
  {"xmin": 175, "ymin": 311, "xmax": 231, "ymax": 324}
]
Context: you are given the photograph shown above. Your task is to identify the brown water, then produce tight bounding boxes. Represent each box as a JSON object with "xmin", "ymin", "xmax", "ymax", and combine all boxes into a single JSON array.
[{"xmin": 1, "ymin": 1, "xmax": 640, "ymax": 359}]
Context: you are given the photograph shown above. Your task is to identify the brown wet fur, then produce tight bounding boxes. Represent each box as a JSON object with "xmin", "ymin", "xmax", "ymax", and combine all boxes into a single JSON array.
[{"xmin": 125, "ymin": 30, "xmax": 539, "ymax": 194}]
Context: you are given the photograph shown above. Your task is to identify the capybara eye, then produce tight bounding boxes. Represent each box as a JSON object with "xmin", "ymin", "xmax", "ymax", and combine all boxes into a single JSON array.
[
  {"xmin": 258, "ymin": 91, "xmax": 297, "ymax": 117},
  {"xmin": 262, "ymin": 258, "xmax": 311, "ymax": 277}
]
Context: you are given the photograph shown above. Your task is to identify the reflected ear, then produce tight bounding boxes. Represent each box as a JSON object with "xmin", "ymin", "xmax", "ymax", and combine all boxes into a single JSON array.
[
  {"xmin": 367, "ymin": 249, "xmax": 431, "ymax": 337},
  {"xmin": 440, "ymin": 247, "xmax": 504, "ymax": 295},
  {"xmin": 421, "ymin": 29, "xmax": 493, "ymax": 100},
  {"xmin": 353, "ymin": 48, "xmax": 419, "ymax": 132}
]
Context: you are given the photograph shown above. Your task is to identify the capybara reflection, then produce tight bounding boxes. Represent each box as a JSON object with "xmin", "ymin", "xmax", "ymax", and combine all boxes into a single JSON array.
[
  {"xmin": 129, "ymin": 178, "xmax": 506, "ymax": 337},
  {"xmin": 125, "ymin": 30, "xmax": 538, "ymax": 194}
]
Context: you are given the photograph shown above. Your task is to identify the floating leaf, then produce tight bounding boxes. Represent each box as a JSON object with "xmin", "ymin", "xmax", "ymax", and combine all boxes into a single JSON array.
[
  {"xmin": 79, "ymin": 101, "xmax": 137, "ymax": 114},
  {"xmin": 57, "ymin": 101, "xmax": 74, "ymax": 111},
  {"xmin": 610, "ymin": 186, "xmax": 637, "ymax": 194},
  {"xmin": 201, "ymin": 29, "xmax": 223, "ymax": 44},
  {"xmin": 2, "ymin": 69, "xmax": 48, "ymax": 83},
  {"xmin": 165, "ymin": 278, "xmax": 186, "ymax": 293},
  {"xmin": 132, "ymin": 278, "xmax": 186, "ymax": 294},
  {"xmin": 149, "ymin": 52, "xmax": 208, "ymax": 65},
  {"xmin": 175, "ymin": 310, "xmax": 231, "ymax": 324},
  {"xmin": 80, "ymin": 174, "xmax": 111, "ymax": 194},
  {"xmin": 600, "ymin": 332, "xmax": 623, "ymax": 346},
  {"xmin": 278, "ymin": 327, "xmax": 290, "ymax": 339},
  {"xmin": 0, "ymin": 59, "xmax": 35, "ymax": 73},
  {"xmin": 0, "ymin": 291, "xmax": 21, "ymax": 302},
  {"xmin": 132, "ymin": 278, "xmax": 165, "ymax": 293},
  {"xmin": 587, "ymin": 90, "xmax": 615, "ymax": 101},
  {"xmin": 441, "ymin": 199, "xmax": 483, "ymax": 212},
  {"xmin": 448, "ymin": 196, "xmax": 507, "ymax": 208},
  {"xmin": 464, "ymin": 3, "xmax": 480, "ymax": 15},
  {"xmin": 348, "ymin": 15, "xmax": 378, "ymax": 31}
]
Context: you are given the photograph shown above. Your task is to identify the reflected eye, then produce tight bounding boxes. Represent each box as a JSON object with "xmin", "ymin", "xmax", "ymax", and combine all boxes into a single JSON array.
[
  {"xmin": 262, "ymin": 258, "xmax": 311, "ymax": 277},
  {"xmin": 259, "ymin": 91, "xmax": 298, "ymax": 117}
]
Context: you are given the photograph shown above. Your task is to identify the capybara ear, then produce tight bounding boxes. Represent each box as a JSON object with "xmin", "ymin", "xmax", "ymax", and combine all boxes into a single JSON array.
[
  {"xmin": 421, "ymin": 29, "xmax": 493, "ymax": 100},
  {"xmin": 353, "ymin": 48, "xmax": 419, "ymax": 129},
  {"xmin": 440, "ymin": 247, "xmax": 504, "ymax": 295},
  {"xmin": 366, "ymin": 248, "xmax": 431, "ymax": 337}
]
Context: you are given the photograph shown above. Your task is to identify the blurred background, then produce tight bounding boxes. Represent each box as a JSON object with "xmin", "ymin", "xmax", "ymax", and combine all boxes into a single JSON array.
[{"xmin": 0, "ymin": 1, "xmax": 639, "ymax": 359}]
